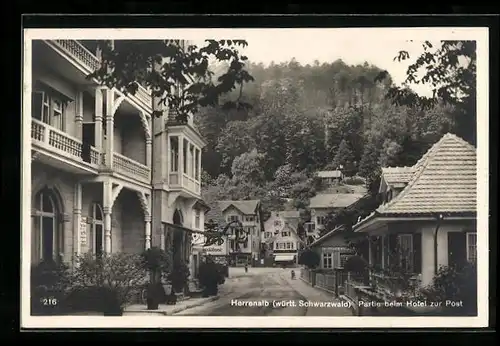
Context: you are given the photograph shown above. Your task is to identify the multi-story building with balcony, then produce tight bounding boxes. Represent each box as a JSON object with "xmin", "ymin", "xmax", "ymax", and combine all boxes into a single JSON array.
[
  {"xmin": 29, "ymin": 39, "xmax": 207, "ymax": 276},
  {"xmin": 210, "ymin": 200, "xmax": 263, "ymax": 267},
  {"xmin": 262, "ymin": 211, "xmax": 303, "ymax": 266}
]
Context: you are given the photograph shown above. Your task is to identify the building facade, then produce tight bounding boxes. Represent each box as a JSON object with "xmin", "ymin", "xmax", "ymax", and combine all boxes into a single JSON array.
[
  {"xmin": 307, "ymin": 192, "xmax": 365, "ymax": 243},
  {"xmin": 217, "ymin": 200, "xmax": 263, "ymax": 266},
  {"xmin": 262, "ymin": 211, "xmax": 303, "ymax": 266},
  {"xmin": 29, "ymin": 39, "xmax": 207, "ymax": 280},
  {"xmin": 351, "ymin": 133, "xmax": 477, "ymax": 295}
]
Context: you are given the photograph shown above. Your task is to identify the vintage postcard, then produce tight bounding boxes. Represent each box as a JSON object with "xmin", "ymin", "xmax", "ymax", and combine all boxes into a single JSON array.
[{"xmin": 21, "ymin": 26, "xmax": 489, "ymax": 329}]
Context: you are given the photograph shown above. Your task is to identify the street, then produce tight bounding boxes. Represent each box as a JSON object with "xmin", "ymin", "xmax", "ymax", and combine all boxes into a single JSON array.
[{"xmin": 175, "ymin": 267, "xmax": 352, "ymax": 316}]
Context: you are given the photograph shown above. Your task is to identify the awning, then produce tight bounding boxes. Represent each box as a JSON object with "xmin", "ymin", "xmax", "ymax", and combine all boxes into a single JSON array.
[{"xmin": 274, "ymin": 254, "xmax": 295, "ymax": 262}]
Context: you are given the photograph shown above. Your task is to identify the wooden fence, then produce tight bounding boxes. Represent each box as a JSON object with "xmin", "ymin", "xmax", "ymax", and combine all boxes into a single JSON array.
[{"xmin": 299, "ymin": 267, "xmax": 349, "ymax": 297}]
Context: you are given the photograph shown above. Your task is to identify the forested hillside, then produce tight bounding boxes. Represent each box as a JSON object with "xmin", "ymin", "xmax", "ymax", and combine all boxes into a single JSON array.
[{"xmin": 198, "ymin": 42, "xmax": 476, "ymax": 225}]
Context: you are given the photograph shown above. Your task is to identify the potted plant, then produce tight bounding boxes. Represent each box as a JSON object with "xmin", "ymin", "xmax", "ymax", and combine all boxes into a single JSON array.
[
  {"xmin": 168, "ymin": 261, "xmax": 190, "ymax": 295},
  {"xmin": 141, "ymin": 247, "xmax": 170, "ymax": 310},
  {"xmin": 198, "ymin": 258, "xmax": 223, "ymax": 297}
]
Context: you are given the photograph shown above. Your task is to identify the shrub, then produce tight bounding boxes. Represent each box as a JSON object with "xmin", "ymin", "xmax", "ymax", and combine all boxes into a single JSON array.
[
  {"xmin": 30, "ymin": 258, "xmax": 71, "ymax": 315},
  {"xmin": 69, "ymin": 253, "xmax": 147, "ymax": 313},
  {"xmin": 298, "ymin": 249, "xmax": 320, "ymax": 269},
  {"xmin": 420, "ymin": 262, "xmax": 477, "ymax": 315}
]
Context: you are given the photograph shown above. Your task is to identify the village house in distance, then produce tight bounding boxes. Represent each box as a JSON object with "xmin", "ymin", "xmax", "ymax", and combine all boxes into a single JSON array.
[
  {"xmin": 29, "ymin": 40, "xmax": 207, "ymax": 284},
  {"xmin": 262, "ymin": 211, "xmax": 303, "ymax": 266},
  {"xmin": 204, "ymin": 200, "xmax": 263, "ymax": 267}
]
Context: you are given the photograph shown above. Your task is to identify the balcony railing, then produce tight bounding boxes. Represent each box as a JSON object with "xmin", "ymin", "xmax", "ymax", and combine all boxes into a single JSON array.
[
  {"xmin": 113, "ymin": 152, "xmax": 150, "ymax": 183},
  {"xmin": 49, "ymin": 40, "xmax": 152, "ymax": 112},
  {"xmin": 31, "ymin": 119, "xmax": 101, "ymax": 168},
  {"xmin": 168, "ymin": 171, "xmax": 201, "ymax": 196}
]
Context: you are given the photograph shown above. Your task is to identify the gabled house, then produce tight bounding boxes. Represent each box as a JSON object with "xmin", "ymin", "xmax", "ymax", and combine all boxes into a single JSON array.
[
  {"xmin": 308, "ymin": 193, "xmax": 365, "ymax": 240},
  {"xmin": 309, "ymin": 225, "xmax": 354, "ymax": 270},
  {"xmin": 351, "ymin": 133, "xmax": 477, "ymax": 294},
  {"xmin": 316, "ymin": 170, "xmax": 344, "ymax": 188},
  {"xmin": 211, "ymin": 200, "xmax": 264, "ymax": 266},
  {"xmin": 262, "ymin": 211, "xmax": 303, "ymax": 266}
]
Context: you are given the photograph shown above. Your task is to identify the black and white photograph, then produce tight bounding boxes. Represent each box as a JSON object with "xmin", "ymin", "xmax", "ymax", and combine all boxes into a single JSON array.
[{"xmin": 22, "ymin": 26, "xmax": 489, "ymax": 329}]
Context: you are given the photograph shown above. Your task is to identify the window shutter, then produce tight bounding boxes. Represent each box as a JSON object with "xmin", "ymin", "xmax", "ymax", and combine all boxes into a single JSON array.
[
  {"xmin": 32, "ymin": 91, "xmax": 44, "ymax": 120},
  {"xmin": 413, "ymin": 232, "xmax": 422, "ymax": 274},
  {"xmin": 448, "ymin": 232, "xmax": 467, "ymax": 268}
]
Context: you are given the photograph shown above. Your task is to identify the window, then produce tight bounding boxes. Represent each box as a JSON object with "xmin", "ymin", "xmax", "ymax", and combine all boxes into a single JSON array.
[
  {"xmin": 322, "ymin": 252, "xmax": 333, "ymax": 269},
  {"xmin": 228, "ymin": 215, "xmax": 239, "ymax": 223},
  {"xmin": 265, "ymin": 232, "xmax": 271, "ymax": 238},
  {"xmin": 306, "ymin": 222, "xmax": 315, "ymax": 232},
  {"xmin": 195, "ymin": 149, "xmax": 200, "ymax": 181},
  {"xmin": 195, "ymin": 210, "xmax": 200, "ymax": 229},
  {"xmin": 32, "ymin": 188, "xmax": 61, "ymax": 263},
  {"xmin": 398, "ymin": 234, "xmax": 414, "ymax": 272},
  {"xmin": 245, "ymin": 216, "xmax": 255, "ymax": 222},
  {"xmin": 466, "ymin": 232, "xmax": 477, "ymax": 263},
  {"xmin": 170, "ymin": 137, "xmax": 179, "ymax": 172},
  {"xmin": 317, "ymin": 216, "xmax": 326, "ymax": 225},
  {"xmin": 189, "ymin": 144, "xmax": 195, "ymax": 177},
  {"xmin": 183, "ymin": 139, "xmax": 188, "ymax": 173},
  {"xmin": 274, "ymin": 220, "xmax": 282, "ymax": 227},
  {"xmin": 281, "ymin": 231, "xmax": 291, "ymax": 237},
  {"xmin": 90, "ymin": 203, "xmax": 104, "ymax": 257},
  {"xmin": 32, "ymin": 89, "xmax": 67, "ymax": 131},
  {"xmin": 286, "ymin": 242, "xmax": 292, "ymax": 250}
]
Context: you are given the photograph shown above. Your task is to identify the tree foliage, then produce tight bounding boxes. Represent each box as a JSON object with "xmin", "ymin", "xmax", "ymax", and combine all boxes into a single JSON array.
[
  {"xmin": 88, "ymin": 39, "xmax": 254, "ymax": 123},
  {"xmin": 377, "ymin": 40, "xmax": 477, "ymax": 145}
]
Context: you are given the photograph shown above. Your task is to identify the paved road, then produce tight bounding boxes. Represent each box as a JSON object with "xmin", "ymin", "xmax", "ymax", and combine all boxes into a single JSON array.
[{"xmin": 175, "ymin": 267, "xmax": 319, "ymax": 316}]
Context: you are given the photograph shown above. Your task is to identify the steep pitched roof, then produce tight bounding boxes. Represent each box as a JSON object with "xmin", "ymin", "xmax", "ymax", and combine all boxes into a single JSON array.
[
  {"xmin": 218, "ymin": 200, "xmax": 261, "ymax": 215},
  {"xmin": 280, "ymin": 210, "xmax": 301, "ymax": 219},
  {"xmin": 309, "ymin": 193, "xmax": 365, "ymax": 209},
  {"xmin": 309, "ymin": 225, "xmax": 346, "ymax": 247},
  {"xmin": 378, "ymin": 133, "xmax": 477, "ymax": 215}
]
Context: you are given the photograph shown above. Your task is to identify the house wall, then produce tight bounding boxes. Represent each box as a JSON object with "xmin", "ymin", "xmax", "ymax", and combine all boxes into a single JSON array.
[
  {"xmin": 32, "ymin": 65, "xmax": 79, "ymax": 138},
  {"xmin": 113, "ymin": 110, "xmax": 147, "ymax": 165},
  {"xmin": 310, "ymin": 208, "xmax": 335, "ymax": 231},
  {"xmin": 388, "ymin": 220, "xmax": 476, "ymax": 287},
  {"xmin": 222, "ymin": 206, "xmax": 259, "ymax": 255},
  {"xmin": 31, "ymin": 162, "xmax": 77, "ymax": 264}
]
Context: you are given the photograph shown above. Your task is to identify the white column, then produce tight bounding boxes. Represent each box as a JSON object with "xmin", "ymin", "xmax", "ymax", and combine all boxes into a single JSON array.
[
  {"xmin": 145, "ymin": 216, "xmax": 152, "ymax": 250},
  {"xmin": 178, "ymin": 136, "xmax": 184, "ymax": 182},
  {"xmin": 102, "ymin": 180, "xmax": 113, "ymax": 254},
  {"xmin": 75, "ymin": 91, "xmax": 83, "ymax": 140},
  {"xmin": 105, "ymin": 90, "xmax": 114, "ymax": 169},
  {"xmin": 73, "ymin": 182, "xmax": 82, "ymax": 259},
  {"xmin": 146, "ymin": 138, "xmax": 152, "ymax": 169},
  {"xmin": 94, "ymin": 89, "xmax": 103, "ymax": 150},
  {"xmin": 197, "ymin": 149, "xmax": 201, "ymax": 181},
  {"xmin": 104, "ymin": 208, "xmax": 112, "ymax": 254}
]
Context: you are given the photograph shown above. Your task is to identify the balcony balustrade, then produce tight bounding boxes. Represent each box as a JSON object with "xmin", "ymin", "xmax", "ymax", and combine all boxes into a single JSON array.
[
  {"xmin": 112, "ymin": 152, "xmax": 151, "ymax": 184},
  {"xmin": 31, "ymin": 119, "xmax": 102, "ymax": 168},
  {"xmin": 49, "ymin": 40, "xmax": 152, "ymax": 112}
]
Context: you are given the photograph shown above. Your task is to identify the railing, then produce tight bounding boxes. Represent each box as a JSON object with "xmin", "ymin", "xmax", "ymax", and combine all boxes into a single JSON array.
[
  {"xmin": 49, "ymin": 40, "xmax": 152, "ymax": 111},
  {"xmin": 31, "ymin": 119, "xmax": 101, "ymax": 168},
  {"xmin": 369, "ymin": 271, "xmax": 421, "ymax": 299},
  {"xmin": 113, "ymin": 152, "xmax": 150, "ymax": 183},
  {"xmin": 344, "ymin": 280, "xmax": 359, "ymax": 306},
  {"xmin": 168, "ymin": 171, "xmax": 201, "ymax": 196}
]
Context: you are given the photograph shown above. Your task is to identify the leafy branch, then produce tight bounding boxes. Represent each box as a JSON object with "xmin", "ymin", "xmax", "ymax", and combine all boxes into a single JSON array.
[{"xmin": 88, "ymin": 39, "xmax": 254, "ymax": 123}]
